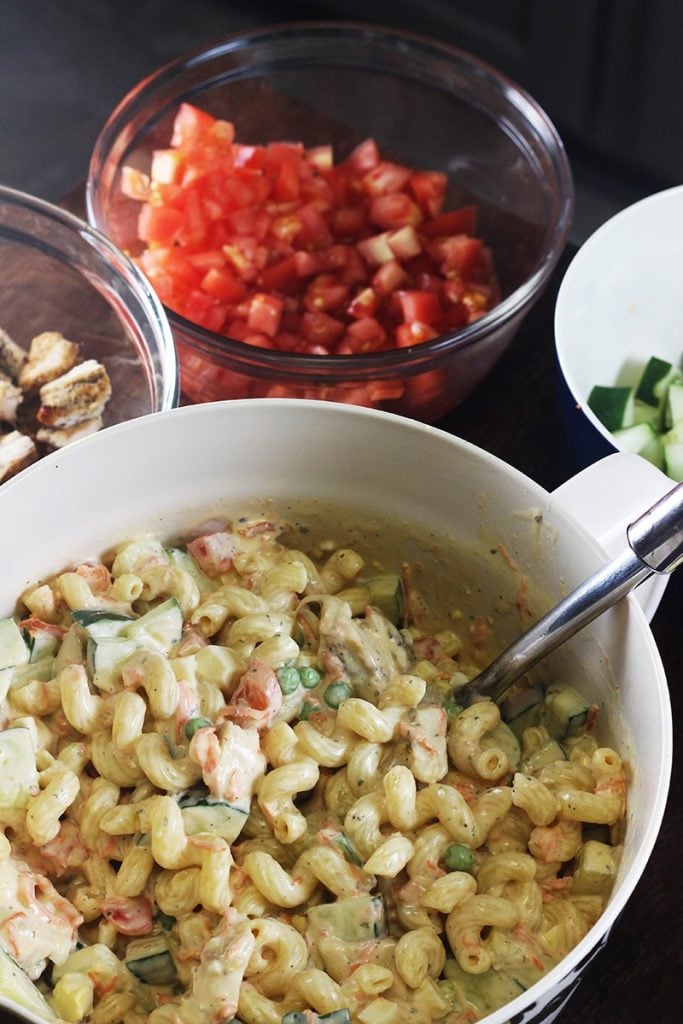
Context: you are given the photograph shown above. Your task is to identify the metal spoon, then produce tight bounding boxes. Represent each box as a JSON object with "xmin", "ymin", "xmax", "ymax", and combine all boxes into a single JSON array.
[{"xmin": 458, "ymin": 481, "xmax": 683, "ymax": 706}]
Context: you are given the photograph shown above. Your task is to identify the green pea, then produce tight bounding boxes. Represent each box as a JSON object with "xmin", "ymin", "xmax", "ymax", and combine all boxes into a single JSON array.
[
  {"xmin": 323, "ymin": 680, "xmax": 353, "ymax": 708},
  {"xmin": 184, "ymin": 716, "xmax": 212, "ymax": 739},
  {"xmin": 277, "ymin": 665, "xmax": 301, "ymax": 694},
  {"xmin": 444, "ymin": 843, "xmax": 474, "ymax": 872},
  {"xmin": 443, "ymin": 699, "xmax": 464, "ymax": 718},
  {"xmin": 299, "ymin": 666, "xmax": 321, "ymax": 689},
  {"xmin": 299, "ymin": 701, "xmax": 319, "ymax": 721}
]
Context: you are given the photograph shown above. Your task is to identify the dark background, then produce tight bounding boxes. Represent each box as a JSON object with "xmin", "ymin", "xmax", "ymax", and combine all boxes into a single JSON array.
[{"xmin": 1, "ymin": 0, "xmax": 682, "ymax": 246}]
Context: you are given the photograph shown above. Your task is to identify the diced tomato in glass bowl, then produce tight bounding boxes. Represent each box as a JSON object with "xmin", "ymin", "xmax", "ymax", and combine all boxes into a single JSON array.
[{"xmin": 87, "ymin": 23, "xmax": 573, "ymax": 422}]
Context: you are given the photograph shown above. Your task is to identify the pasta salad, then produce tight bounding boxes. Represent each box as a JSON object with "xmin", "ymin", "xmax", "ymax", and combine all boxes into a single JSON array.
[{"xmin": 0, "ymin": 513, "xmax": 626, "ymax": 1024}]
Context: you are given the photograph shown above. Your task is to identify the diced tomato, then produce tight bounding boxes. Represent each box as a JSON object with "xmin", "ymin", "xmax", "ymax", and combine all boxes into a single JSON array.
[
  {"xmin": 409, "ymin": 170, "xmax": 448, "ymax": 218},
  {"xmin": 362, "ymin": 162, "xmax": 412, "ymax": 197},
  {"xmin": 300, "ymin": 311, "xmax": 345, "ymax": 347},
  {"xmin": 247, "ymin": 293, "xmax": 283, "ymax": 337},
  {"xmin": 347, "ymin": 138, "xmax": 380, "ymax": 173},
  {"xmin": 124, "ymin": 103, "xmax": 499, "ymax": 370},
  {"xmin": 342, "ymin": 317, "xmax": 387, "ymax": 353},
  {"xmin": 370, "ymin": 194, "xmax": 422, "ymax": 230},
  {"xmin": 433, "ymin": 234, "xmax": 484, "ymax": 277},
  {"xmin": 347, "ymin": 286, "xmax": 379, "ymax": 319},
  {"xmin": 201, "ymin": 266, "xmax": 248, "ymax": 303},
  {"xmin": 137, "ymin": 204, "xmax": 184, "ymax": 245},
  {"xmin": 421, "ymin": 205, "xmax": 477, "ymax": 239},
  {"xmin": 398, "ymin": 290, "xmax": 442, "ymax": 326},
  {"xmin": 396, "ymin": 321, "xmax": 440, "ymax": 347},
  {"xmin": 171, "ymin": 102, "xmax": 217, "ymax": 147},
  {"xmin": 304, "ymin": 274, "xmax": 349, "ymax": 313}
]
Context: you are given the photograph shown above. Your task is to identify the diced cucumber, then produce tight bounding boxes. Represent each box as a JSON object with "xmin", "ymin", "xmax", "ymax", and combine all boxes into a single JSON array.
[
  {"xmin": 485, "ymin": 930, "xmax": 555, "ymax": 990},
  {"xmin": 613, "ymin": 422, "xmax": 664, "ymax": 469},
  {"xmin": 635, "ymin": 356, "xmax": 682, "ymax": 406},
  {"xmin": 633, "ymin": 398, "xmax": 661, "ymax": 429},
  {"xmin": 520, "ymin": 738, "xmax": 566, "ymax": 774},
  {"xmin": 664, "ymin": 381, "xmax": 683, "ymax": 428},
  {"xmin": 89, "ymin": 636, "xmax": 143, "ymax": 691},
  {"xmin": 0, "ymin": 945, "xmax": 56, "ymax": 1021},
  {"xmin": 500, "ymin": 682, "xmax": 544, "ymax": 738},
  {"xmin": 306, "ymin": 894, "xmax": 387, "ymax": 943},
  {"xmin": 539, "ymin": 684, "xmax": 589, "ymax": 740},
  {"xmin": 122, "ymin": 597, "xmax": 183, "ymax": 654},
  {"xmin": 663, "ymin": 428, "xmax": 683, "ymax": 482},
  {"xmin": 71, "ymin": 609, "xmax": 134, "ymax": 639},
  {"xmin": 335, "ymin": 830, "xmax": 363, "ymax": 867},
  {"xmin": 166, "ymin": 547, "xmax": 218, "ymax": 596},
  {"xmin": 571, "ymin": 839, "xmax": 617, "ymax": 897},
  {"xmin": 125, "ymin": 934, "xmax": 177, "ymax": 985},
  {"xmin": 442, "ymin": 959, "xmax": 524, "ymax": 1014},
  {"xmin": 12, "ymin": 655, "xmax": 55, "ymax": 686},
  {"xmin": 364, "ymin": 574, "xmax": 404, "ymax": 625},
  {"xmin": 0, "ymin": 667, "xmax": 12, "ymax": 702},
  {"xmin": 23, "ymin": 627, "xmax": 61, "ymax": 663},
  {"xmin": 587, "ymin": 385, "xmax": 634, "ymax": 432},
  {"xmin": 0, "ymin": 726, "xmax": 38, "ymax": 809},
  {"xmin": 0, "ymin": 617, "xmax": 29, "ymax": 672},
  {"xmin": 177, "ymin": 790, "xmax": 249, "ymax": 842}
]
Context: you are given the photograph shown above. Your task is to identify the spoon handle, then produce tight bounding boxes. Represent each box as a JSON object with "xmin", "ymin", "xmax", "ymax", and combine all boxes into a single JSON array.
[{"xmin": 463, "ymin": 481, "xmax": 683, "ymax": 705}]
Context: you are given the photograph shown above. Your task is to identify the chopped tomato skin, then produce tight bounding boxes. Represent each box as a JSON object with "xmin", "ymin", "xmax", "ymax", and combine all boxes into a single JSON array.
[{"xmin": 126, "ymin": 104, "xmax": 498, "ymax": 358}]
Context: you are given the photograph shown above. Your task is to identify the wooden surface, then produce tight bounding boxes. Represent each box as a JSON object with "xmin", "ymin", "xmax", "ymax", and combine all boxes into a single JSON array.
[
  {"xmin": 441, "ymin": 250, "xmax": 683, "ymax": 1022},
  {"xmin": 59, "ymin": 188, "xmax": 682, "ymax": 1020}
]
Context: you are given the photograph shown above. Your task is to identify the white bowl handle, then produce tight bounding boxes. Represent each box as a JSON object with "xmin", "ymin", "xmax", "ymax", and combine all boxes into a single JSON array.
[{"xmin": 552, "ymin": 451, "xmax": 674, "ymax": 620}]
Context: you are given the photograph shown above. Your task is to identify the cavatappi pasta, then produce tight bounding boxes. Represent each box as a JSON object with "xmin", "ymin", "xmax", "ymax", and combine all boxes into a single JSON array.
[{"xmin": 0, "ymin": 514, "xmax": 627, "ymax": 1024}]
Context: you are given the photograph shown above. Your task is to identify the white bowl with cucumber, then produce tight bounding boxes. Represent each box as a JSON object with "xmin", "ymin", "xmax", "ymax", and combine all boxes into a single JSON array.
[{"xmin": 555, "ymin": 185, "xmax": 683, "ymax": 481}]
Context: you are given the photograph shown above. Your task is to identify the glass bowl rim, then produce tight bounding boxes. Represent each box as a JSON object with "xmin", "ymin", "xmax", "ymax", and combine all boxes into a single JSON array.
[
  {"xmin": 0, "ymin": 183, "xmax": 180, "ymax": 411},
  {"xmin": 87, "ymin": 19, "xmax": 574, "ymax": 381}
]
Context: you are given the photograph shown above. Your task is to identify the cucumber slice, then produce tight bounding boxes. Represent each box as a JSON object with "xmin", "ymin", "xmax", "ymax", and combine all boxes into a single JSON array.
[
  {"xmin": 0, "ymin": 726, "xmax": 37, "ymax": 810},
  {"xmin": 306, "ymin": 894, "xmax": 387, "ymax": 943},
  {"xmin": 125, "ymin": 934, "xmax": 177, "ymax": 985},
  {"xmin": 122, "ymin": 597, "xmax": 183, "ymax": 654},
  {"xmin": 177, "ymin": 790, "xmax": 249, "ymax": 842},
  {"xmin": 0, "ymin": 617, "xmax": 29, "ymax": 672},
  {"xmin": 587, "ymin": 385, "xmax": 634, "ymax": 432},
  {"xmin": 71, "ymin": 609, "xmax": 134, "ymax": 639},
  {"xmin": 664, "ymin": 439, "xmax": 683, "ymax": 482},
  {"xmin": 635, "ymin": 356, "xmax": 682, "ymax": 406},
  {"xmin": 0, "ymin": 945, "xmax": 56, "ymax": 1021},
  {"xmin": 539, "ymin": 684, "xmax": 589, "ymax": 740},
  {"xmin": 364, "ymin": 574, "xmax": 404, "ymax": 625}
]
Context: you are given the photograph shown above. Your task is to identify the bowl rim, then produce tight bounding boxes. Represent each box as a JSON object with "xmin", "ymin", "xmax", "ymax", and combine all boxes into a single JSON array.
[
  {"xmin": 554, "ymin": 183, "xmax": 683, "ymax": 448},
  {"xmin": 0, "ymin": 397, "xmax": 672, "ymax": 1024},
  {"xmin": 87, "ymin": 20, "xmax": 574, "ymax": 380},
  {"xmin": 0, "ymin": 182, "xmax": 181, "ymax": 413}
]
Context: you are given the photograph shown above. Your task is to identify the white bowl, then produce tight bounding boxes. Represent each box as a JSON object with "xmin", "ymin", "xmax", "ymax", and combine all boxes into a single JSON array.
[
  {"xmin": 554, "ymin": 185, "xmax": 683, "ymax": 465},
  {"xmin": 0, "ymin": 400, "xmax": 672, "ymax": 1024}
]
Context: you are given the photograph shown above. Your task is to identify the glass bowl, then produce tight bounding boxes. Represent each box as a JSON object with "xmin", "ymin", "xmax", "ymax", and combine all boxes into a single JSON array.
[
  {"xmin": 0, "ymin": 185, "xmax": 179, "ymax": 458},
  {"xmin": 87, "ymin": 21, "xmax": 573, "ymax": 421}
]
